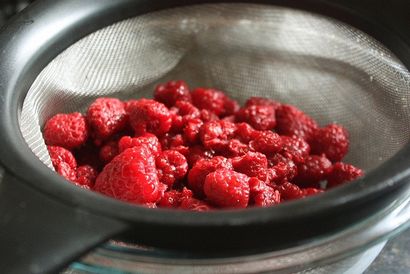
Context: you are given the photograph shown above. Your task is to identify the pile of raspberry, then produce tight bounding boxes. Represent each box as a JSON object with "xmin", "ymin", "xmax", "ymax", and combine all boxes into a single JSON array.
[{"xmin": 43, "ymin": 80, "xmax": 363, "ymax": 210}]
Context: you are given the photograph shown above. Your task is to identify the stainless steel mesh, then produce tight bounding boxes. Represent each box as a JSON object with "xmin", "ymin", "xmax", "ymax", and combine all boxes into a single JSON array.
[{"xmin": 19, "ymin": 4, "xmax": 410, "ymax": 172}]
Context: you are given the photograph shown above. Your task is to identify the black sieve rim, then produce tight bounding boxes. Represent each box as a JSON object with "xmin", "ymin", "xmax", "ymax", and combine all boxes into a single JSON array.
[{"xmin": 0, "ymin": 0, "xmax": 409, "ymax": 273}]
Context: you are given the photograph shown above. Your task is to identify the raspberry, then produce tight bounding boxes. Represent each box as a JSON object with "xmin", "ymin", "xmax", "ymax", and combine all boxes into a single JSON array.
[
  {"xmin": 249, "ymin": 131, "xmax": 283, "ymax": 155},
  {"xmin": 156, "ymin": 150, "xmax": 188, "ymax": 187},
  {"xmin": 75, "ymin": 165, "xmax": 97, "ymax": 188},
  {"xmin": 99, "ymin": 141, "xmax": 119, "ymax": 163},
  {"xmin": 127, "ymin": 99, "xmax": 172, "ymax": 136},
  {"xmin": 192, "ymin": 88, "xmax": 232, "ymax": 117},
  {"xmin": 235, "ymin": 122, "xmax": 259, "ymax": 143},
  {"xmin": 225, "ymin": 139, "xmax": 249, "ymax": 157},
  {"xmin": 204, "ymin": 169, "xmax": 250, "ymax": 208},
  {"xmin": 94, "ymin": 147, "xmax": 165, "ymax": 204},
  {"xmin": 186, "ymin": 145, "xmax": 214, "ymax": 167},
  {"xmin": 293, "ymin": 154, "xmax": 332, "ymax": 187},
  {"xmin": 44, "ymin": 112, "xmax": 88, "ymax": 149},
  {"xmin": 223, "ymin": 97, "xmax": 240, "ymax": 116},
  {"xmin": 154, "ymin": 80, "xmax": 191, "ymax": 107},
  {"xmin": 232, "ymin": 152, "xmax": 268, "ymax": 181},
  {"xmin": 179, "ymin": 197, "xmax": 212, "ymax": 211},
  {"xmin": 249, "ymin": 178, "xmax": 280, "ymax": 207},
  {"xmin": 235, "ymin": 105, "xmax": 276, "ymax": 131},
  {"xmin": 276, "ymin": 104, "xmax": 318, "ymax": 141},
  {"xmin": 86, "ymin": 98, "xmax": 127, "ymax": 143},
  {"xmin": 56, "ymin": 162, "xmax": 77, "ymax": 182},
  {"xmin": 187, "ymin": 156, "xmax": 233, "ymax": 197},
  {"xmin": 280, "ymin": 136, "xmax": 310, "ymax": 164},
  {"xmin": 310, "ymin": 124, "xmax": 349, "ymax": 162},
  {"xmin": 118, "ymin": 134, "xmax": 161, "ymax": 157},
  {"xmin": 47, "ymin": 145, "xmax": 77, "ymax": 169},
  {"xmin": 183, "ymin": 118, "xmax": 203, "ymax": 144},
  {"xmin": 200, "ymin": 109, "xmax": 220, "ymax": 122},
  {"xmin": 278, "ymin": 182, "xmax": 303, "ymax": 200},
  {"xmin": 173, "ymin": 100, "xmax": 201, "ymax": 118},
  {"xmin": 200, "ymin": 120, "xmax": 236, "ymax": 152},
  {"xmin": 157, "ymin": 188, "xmax": 194, "ymax": 208},
  {"xmin": 327, "ymin": 162, "xmax": 364, "ymax": 188},
  {"xmin": 268, "ymin": 154, "xmax": 298, "ymax": 182},
  {"xmin": 160, "ymin": 133, "xmax": 185, "ymax": 150},
  {"xmin": 302, "ymin": 188, "xmax": 324, "ymax": 196},
  {"xmin": 245, "ymin": 97, "xmax": 281, "ymax": 109}
]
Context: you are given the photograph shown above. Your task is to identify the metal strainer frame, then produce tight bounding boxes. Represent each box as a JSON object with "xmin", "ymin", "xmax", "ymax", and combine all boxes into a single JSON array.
[{"xmin": 0, "ymin": 0, "xmax": 409, "ymax": 273}]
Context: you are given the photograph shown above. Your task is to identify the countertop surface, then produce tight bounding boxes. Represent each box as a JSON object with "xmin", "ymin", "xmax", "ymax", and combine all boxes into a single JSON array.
[{"xmin": 365, "ymin": 228, "xmax": 409, "ymax": 274}]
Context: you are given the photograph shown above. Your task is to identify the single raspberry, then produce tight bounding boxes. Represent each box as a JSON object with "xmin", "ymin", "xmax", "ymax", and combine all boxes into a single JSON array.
[
  {"xmin": 204, "ymin": 169, "xmax": 250, "ymax": 208},
  {"xmin": 200, "ymin": 109, "xmax": 220, "ymax": 122},
  {"xmin": 156, "ymin": 150, "xmax": 188, "ymax": 187},
  {"xmin": 235, "ymin": 105, "xmax": 276, "ymax": 131},
  {"xmin": 86, "ymin": 98, "xmax": 127, "ymax": 143},
  {"xmin": 179, "ymin": 197, "xmax": 212, "ymax": 211},
  {"xmin": 160, "ymin": 133, "xmax": 185, "ymax": 150},
  {"xmin": 276, "ymin": 104, "xmax": 318, "ymax": 141},
  {"xmin": 310, "ymin": 124, "xmax": 349, "ymax": 162},
  {"xmin": 183, "ymin": 118, "xmax": 203, "ymax": 144},
  {"xmin": 44, "ymin": 112, "xmax": 88, "ymax": 149},
  {"xmin": 94, "ymin": 146, "xmax": 165, "ymax": 204},
  {"xmin": 186, "ymin": 145, "xmax": 214, "ymax": 167},
  {"xmin": 235, "ymin": 122, "xmax": 259, "ymax": 143},
  {"xmin": 245, "ymin": 97, "xmax": 281, "ymax": 109},
  {"xmin": 249, "ymin": 130, "xmax": 283, "ymax": 155},
  {"xmin": 191, "ymin": 88, "xmax": 227, "ymax": 116},
  {"xmin": 56, "ymin": 162, "xmax": 77, "ymax": 182},
  {"xmin": 200, "ymin": 120, "xmax": 236, "ymax": 152},
  {"xmin": 225, "ymin": 139, "xmax": 249, "ymax": 157},
  {"xmin": 249, "ymin": 177, "xmax": 280, "ymax": 207},
  {"xmin": 223, "ymin": 97, "xmax": 240, "ymax": 116},
  {"xmin": 118, "ymin": 134, "xmax": 161, "ymax": 157},
  {"xmin": 75, "ymin": 165, "xmax": 97, "ymax": 188},
  {"xmin": 187, "ymin": 156, "xmax": 233, "ymax": 197},
  {"xmin": 293, "ymin": 154, "xmax": 332, "ymax": 187},
  {"xmin": 278, "ymin": 182, "xmax": 303, "ymax": 200},
  {"xmin": 157, "ymin": 188, "xmax": 193, "ymax": 208},
  {"xmin": 99, "ymin": 141, "xmax": 119, "ymax": 163},
  {"xmin": 127, "ymin": 98, "xmax": 172, "ymax": 136},
  {"xmin": 327, "ymin": 162, "xmax": 364, "ymax": 188},
  {"xmin": 232, "ymin": 152, "xmax": 268, "ymax": 181},
  {"xmin": 173, "ymin": 100, "xmax": 201, "ymax": 118},
  {"xmin": 302, "ymin": 188, "xmax": 324, "ymax": 196},
  {"xmin": 154, "ymin": 80, "xmax": 191, "ymax": 107},
  {"xmin": 280, "ymin": 136, "xmax": 310, "ymax": 164},
  {"xmin": 47, "ymin": 145, "xmax": 77, "ymax": 169},
  {"xmin": 268, "ymin": 154, "xmax": 298, "ymax": 183}
]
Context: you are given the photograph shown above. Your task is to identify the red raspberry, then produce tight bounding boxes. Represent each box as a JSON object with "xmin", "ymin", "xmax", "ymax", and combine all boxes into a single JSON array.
[
  {"xmin": 280, "ymin": 136, "xmax": 310, "ymax": 164},
  {"xmin": 245, "ymin": 97, "xmax": 281, "ymax": 109},
  {"xmin": 232, "ymin": 152, "xmax": 268, "ymax": 181},
  {"xmin": 200, "ymin": 109, "xmax": 220, "ymax": 122},
  {"xmin": 293, "ymin": 154, "xmax": 332, "ymax": 187},
  {"xmin": 118, "ymin": 134, "xmax": 161, "ymax": 157},
  {"xmin": 249, "ymin": 130, "xmax": 283, "ymax": 155},
  {"xmin": 157, "ymin": 188, "xmax": 194, "ymax": 208},
  {"xmin": 179, "ymin": 197, "xmax": 212, "ymax": 211},
  {"xmin": 223, "ymin": 97, "xmax": 240, "ymax": 116},
  {"xmin": 302, "ymin": 188, "xmax": 324, "ymax": 196},
  {"xmin": 186, "ymin": 145, "xmax": 214, "ymax": 167},
  {"xmin": 160, "ymin": 133, "xmax": 185, "ymax": 150},
  {"xmin": 173, "ymin": 100, "xmax": 201, "ymax": 118},
  {"xmin": 154, "ymin": 80, "xmax": 191, "ymax": 107},
  {"xmin": 268, "ymin": 154, "xmax": 298, "ymax": 182},
  {"xmin": 200, "ymin": 120, "xmax": 236, "ymax": 152},
  {"xmin": 183, "ymin": 118, "xmax": 203, "ymax": 144},
  {"xmin": 94, "ymin": 146, "xmax": 165, "ymax": 204},
  {"xmin": 204, "ymin": 169, "xmax": 250, "ymax": 208},
  {"xmin": 235, "ymin": 122, "xmax": 259, "ymax": 143},
  {"xmin": 249, "ymin": 178, "xmax": 280, "ymax": 207},
  {"xmin": 127, "ymin": 99, "xmax": 172, "ymax": 136},
  {"xmin": 310, "ymin": 124, "xmax": 349, "ymax": 162},
  {"xmin": 327, "ymin": 162, "xmax": 364, "ymax": 188},
  {"xmin": 75, "ymin": 165, "xmax": 97, "ymax": 188},
  {"xmin": 187, "ymin": 156, "xmax": 233, "ymax": 197},
  {"xmin": 278, "ymin": 182, "xmax": 303, "ymax": 200},
  {"xmin": 86, "ymin": 98, "xmax": 127, "ymax": 143},
  {"xmin": 56, "ymin": 162, "xmax": 77, "ymax": 182},
  {"xmin": 47, "ymin": 145, "xmax": 77, "ymax": 169},
  {"xmin": 235, "ymin": 105, "xmax": 276, "ymax": 131},
  {"xmin": 276, "ymin": 104, "xmax": 318, "ymax": 141},
  {"xmin": 191, "ymin": 88, "xmax": 227, "ymax": 116},
  {"xmin": 225, "ymin": 139, "xmax": 249, "ymax": 157},
  {"xmin": 44, "ymin": 112, "xmax": 88, "ymax": 149},
  {"xmin": 156, "ymin": 150, "xmax": 188, "ymax": 187},
  {"xmin": 99, "ymin": 141, "xmax": 119, "ymax": 163}
]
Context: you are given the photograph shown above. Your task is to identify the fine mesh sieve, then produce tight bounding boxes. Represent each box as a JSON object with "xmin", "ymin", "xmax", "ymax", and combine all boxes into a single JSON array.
[{"xmin": 19, "ymin": 3, "xmax": 410, "ymax": 174}]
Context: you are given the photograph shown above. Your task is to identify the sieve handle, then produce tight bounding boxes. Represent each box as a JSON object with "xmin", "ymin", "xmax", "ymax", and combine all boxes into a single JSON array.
[{"xmin": 0, "ymin": 171, "xmax": 128, "ymax": 274}]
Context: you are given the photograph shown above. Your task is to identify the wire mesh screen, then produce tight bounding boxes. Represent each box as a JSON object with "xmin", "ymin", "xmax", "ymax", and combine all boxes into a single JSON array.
[{"xmin": 19, "ymin": 4, "xmax": 410, "ymax": 172}]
